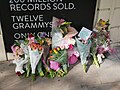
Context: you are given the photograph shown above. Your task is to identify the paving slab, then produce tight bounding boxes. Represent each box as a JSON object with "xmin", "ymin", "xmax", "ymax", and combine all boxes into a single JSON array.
[{"xmin": 0, "ymin": 46, "xmax": 120, "ymax": 90}]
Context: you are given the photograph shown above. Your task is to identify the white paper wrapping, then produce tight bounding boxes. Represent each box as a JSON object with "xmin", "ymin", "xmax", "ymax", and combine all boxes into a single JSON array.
[
  {"xmin": 28, "ymin": 46, "xmax": 43, "ymax": 74},
  {"xmin": 13, "ymin": 58, "xmax": 28, "ymax": 74}
]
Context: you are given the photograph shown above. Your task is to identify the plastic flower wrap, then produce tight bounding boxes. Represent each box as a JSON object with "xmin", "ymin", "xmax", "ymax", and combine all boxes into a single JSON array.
[
  {"xmin": 52, "ymin": 16, "xmax": 79, "ymax": 63},
  {"xmin": 76, "ymin": 38, "xmax": 91, "ymax": 65},
  {"xmin": 75, "ymin": 27, "xmax": 92, "ymax": 72},
  {"xmin": 27, "ymin": 33, "xmax": 51, "ymax": 80},
  {"xmin": 52, "ymin": 16, "xmax": 78, "ymax": 48},
  {"xmin": 28, "ymin": 44, "xmax": 43, "ymax": 74},
  {"xmin": 47, "ymin": 17, "xmax": 79, "ymax": 77}
]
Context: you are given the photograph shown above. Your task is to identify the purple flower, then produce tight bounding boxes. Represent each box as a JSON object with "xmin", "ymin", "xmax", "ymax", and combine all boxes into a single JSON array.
[{"xmin": 40, "ymin": 32, "xmax": 47, "ymax": 38}]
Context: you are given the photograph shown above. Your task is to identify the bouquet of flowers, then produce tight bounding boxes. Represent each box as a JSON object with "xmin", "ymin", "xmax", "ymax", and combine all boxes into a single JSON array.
[
  {"xmin": 75, "ymin": 27, "xmax": 92, "ymax": 73},
  {"xmin": 11, "ymin": 32, "xmax": 51, "ymax": 80},
  {"xmin": 47, "ymin": 17, "xmax": 79, "ymax": 78},
  {"xmin": 27, "ymin": 33, "xmax": 52, "ymax": 80},
  {"xmin": 91, "ymin": 19, "xmax": 111, "ymax": 65},
  {"xmin": 48, "ymin": 47, "xmax": 68, "ymax": 78},
  {"xmin": 27, "ymin": 34, "xmax": 43, "ymax": 80}
]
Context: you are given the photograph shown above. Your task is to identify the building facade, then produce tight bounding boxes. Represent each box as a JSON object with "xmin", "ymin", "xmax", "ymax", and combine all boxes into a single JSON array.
[{"xmin": 0, "ymin": 0, "xmax": 120, "ymax": 61}]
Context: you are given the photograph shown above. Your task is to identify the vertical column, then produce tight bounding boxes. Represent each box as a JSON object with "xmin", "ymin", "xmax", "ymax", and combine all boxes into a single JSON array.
[
  {"xmin": 0, "ymin": 22, "xmax": 7, "ymax": 61},
  {"xmin": 96, "ymin": 0, "xmax": 112, "ymax": 21}
]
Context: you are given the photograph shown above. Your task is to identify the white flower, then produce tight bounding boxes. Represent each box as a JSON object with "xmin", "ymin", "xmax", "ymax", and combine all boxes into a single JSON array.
[
  {"xmin": 60, "ymin": 45, "xmax": 65, "ymax": 50},
  {"xmin": 64, "ymin": 44, "xmax": 69, "ymax": 49},
  {"xmin": 97, "ymin": 54, "xmax": 105, "ymax": 64}
]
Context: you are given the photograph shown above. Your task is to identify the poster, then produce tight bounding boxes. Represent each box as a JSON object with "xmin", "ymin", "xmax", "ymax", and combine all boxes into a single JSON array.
[{"xmin": 0, "ymin": 0, "xmax": 97, "ymax": 52}]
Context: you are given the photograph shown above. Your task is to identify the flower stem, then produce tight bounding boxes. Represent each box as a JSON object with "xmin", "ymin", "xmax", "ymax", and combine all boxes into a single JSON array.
[{"xmin": 93, "ymin": 54, "xmax": 100, "ymax": 68}]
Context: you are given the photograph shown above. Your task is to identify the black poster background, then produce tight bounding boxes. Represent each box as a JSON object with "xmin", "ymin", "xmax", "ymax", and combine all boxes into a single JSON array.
[{"xmin": 0, "ymin": 0, "xmax": 97, "ymax": 52}]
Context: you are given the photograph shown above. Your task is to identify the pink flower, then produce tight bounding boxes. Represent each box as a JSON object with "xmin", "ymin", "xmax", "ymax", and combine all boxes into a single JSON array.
[
  {"xmin": 58, "ymin": 19, "xmax": 65, "ymax": 25},
  {"xmin": 69, "ymin": 44, "xmax": 73, "ymax": 50},
  {"xmin": 11, "ymin": 45, "xmax": 16, "ymax": 53},
  {"xmin": 68, "ymin": 55, "xmax": 78, "ymax": 65},
  {"xmin": 14, "ymin": 46, "xmax": 20, "ymax": 51},
  {"xmin": 28, "ymin": 34, "xmax": 35, "ymax": 44},
  {"xmin": 97, "ymin": 47, "xmax": 104, "ymax": 54},
  {"xmin": 50, "ymin": 61, "xmax": 60, "ymax": 71}
]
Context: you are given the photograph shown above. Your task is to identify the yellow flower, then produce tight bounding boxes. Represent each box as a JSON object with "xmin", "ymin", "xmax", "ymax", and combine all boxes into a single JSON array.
[
  {"xmin": 101, "ymin": 21, "xmax": 106, "ymax": 25},
  {"xmin": 53, "ymin": 49, "xmax": 58, "ymax": 54},
  {"xmin": 39, "ymin": 40, "xmax": 44, "ymax": 45},
  {"xmin": 99, "ymin": 19, "xmax": 106, "ymax": 26}
]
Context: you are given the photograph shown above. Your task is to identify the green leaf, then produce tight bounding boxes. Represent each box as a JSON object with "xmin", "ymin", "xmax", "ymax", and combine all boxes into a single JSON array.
[
  {"xmin": 62, "ymin": 64, "xmax": 68, "ymax": 74},
  {"xmin": 93, "ymin": 54, "xmax": 100, "ymax": 68},
  {"xmin": 61, "ymin": 22, "xmax": 72, "ymax": 26},
  {"xmin": 55, "ymin": 50, "xmax": 67, "ymax": 64}
]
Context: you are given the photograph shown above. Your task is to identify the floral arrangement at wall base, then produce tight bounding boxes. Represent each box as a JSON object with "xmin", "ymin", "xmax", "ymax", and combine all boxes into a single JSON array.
[{"xmin": 11, "ymin": 17, "xmax": 113, "ymax": 80}]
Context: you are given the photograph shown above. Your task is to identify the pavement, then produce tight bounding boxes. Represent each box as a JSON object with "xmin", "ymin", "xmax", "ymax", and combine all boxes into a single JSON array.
[{"xmin": 0, "ymin": 46, "xmax": 120, "ymax": 90}]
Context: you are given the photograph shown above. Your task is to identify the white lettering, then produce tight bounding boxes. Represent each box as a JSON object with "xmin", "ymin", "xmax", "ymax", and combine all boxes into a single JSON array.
[
  {"xmin": 24, "ymin": 23, "xmax": 30, "ymax": 28},
  {"xmin": 14, "ymin": 32, "xmax": 50, "ymax": 39},
  {"xmin": 16, "ymin": 16, "xmax": 24, "ymax": 22},
  {"xmin": 21, "ymin": 4, "xmax": 27, "ymax": 11},
  {"xmin": 9, "ymin": 0, "xmax": 25, "ymax": 3},
  {"xmin": 27, "ymin": 0, "xmax": 62, "ymax": 3},
  {"xmin": 12, "ymin": 22, "xmax": 52, "ymax": 29},
  {"xmin": 53, "ymin": 3, "xmax": 75, "ymax": 10},
  {"xmin": 11, "ymin": 16, "xmax": 16, "ymax": 22},
  {"xmin": 27, "ymin": 4, "xmax": 34, "ymax": 11},
  {"xmin": 10, "ymin": 4, "xmax": 16, "ymax": 11},
  {"xmin": 14, "ymin": 33, "xmax": 21, "ymax": 39},
  {"xmin": 11, "ymin": 15, "xmax": 44, "ymax": 22},
  {"xmin": 16, "ymin": 4, "xmax": 21, "ymax": 11},
  {"xmin": 13, "ymin": 23, "xmax": 19, "ymax": 29},
  {"xmin": 10, "ymin": 3, "xmax": 51, "ymax": 11},
  {"xmin": 30, "ymin": 22, "xmax": 38, "ymax": 28},
  {"xmin": 9, "ymin": 0, "xmax": 14, "ymax": 3},
  {"xmin": 19, "ymin": 23, "xmax": 25, "ymax": 29}
]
